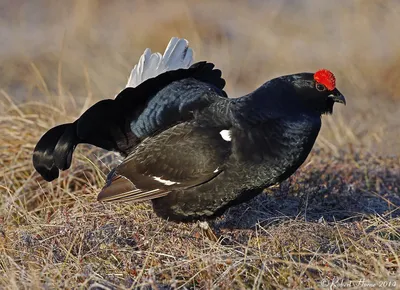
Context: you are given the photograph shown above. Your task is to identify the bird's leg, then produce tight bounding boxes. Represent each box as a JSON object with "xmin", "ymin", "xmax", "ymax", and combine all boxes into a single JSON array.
[{"xmin": 198, "ymin": 221, "xmax": 218, "ymax": 242}]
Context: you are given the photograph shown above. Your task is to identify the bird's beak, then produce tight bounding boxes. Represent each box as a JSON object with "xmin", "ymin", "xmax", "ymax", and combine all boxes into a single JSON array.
[{"xmin": 328, "ymin": 91, "xmax": 346, "ymax": 105}]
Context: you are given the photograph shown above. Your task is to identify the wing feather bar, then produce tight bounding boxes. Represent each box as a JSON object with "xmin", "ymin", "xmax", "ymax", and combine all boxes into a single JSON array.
[{"xmin": 97, "ymin": 175, "xmax": 168, "ymax": 202}]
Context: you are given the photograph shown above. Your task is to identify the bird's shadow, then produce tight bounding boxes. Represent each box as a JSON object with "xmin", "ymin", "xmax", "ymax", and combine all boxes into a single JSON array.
[{"xmin": 216, "ymin": 157, "xmax": 400, "ymax": 230}]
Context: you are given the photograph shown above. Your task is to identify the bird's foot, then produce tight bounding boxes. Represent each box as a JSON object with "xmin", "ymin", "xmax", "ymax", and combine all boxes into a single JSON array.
[{"xmin": 198, "ymin": 221, "xmax": 218, "ymax": 242}]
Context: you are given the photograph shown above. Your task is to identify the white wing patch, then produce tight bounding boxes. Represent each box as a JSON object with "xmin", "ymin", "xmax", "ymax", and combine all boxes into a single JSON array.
[
  {"xmin": 152, "ymin": 176, "xmax": 179, "ymax": 186},
  {"xmin": 219, "ymin": 130, "xmax": 231, "ymax": 142},
  {"xmin": 126, "ymin": 37, "xmax": 194, "ymax": 88}
]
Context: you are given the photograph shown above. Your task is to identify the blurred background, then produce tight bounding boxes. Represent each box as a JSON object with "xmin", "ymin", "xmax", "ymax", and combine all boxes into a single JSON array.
[{"xmin": 1, "ymin": 0, "xmax": 399, "ymax": 154}]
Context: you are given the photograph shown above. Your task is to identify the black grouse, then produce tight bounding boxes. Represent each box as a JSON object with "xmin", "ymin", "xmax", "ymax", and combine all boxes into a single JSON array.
[{"xmin": 33, "ymin": 37, "xmax": 346, "ymax": 222}]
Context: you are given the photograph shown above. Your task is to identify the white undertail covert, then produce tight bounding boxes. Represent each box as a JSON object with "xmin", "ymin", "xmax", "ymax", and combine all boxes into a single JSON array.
[{"xmin": 126, "ymin": 37, "xmax": 194, "ymax": 88}]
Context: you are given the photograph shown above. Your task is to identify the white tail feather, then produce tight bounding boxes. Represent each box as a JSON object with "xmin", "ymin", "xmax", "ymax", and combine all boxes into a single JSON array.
[{"xmin": 126, "ymin": 37, "xmax": 194, "ymax": 88}]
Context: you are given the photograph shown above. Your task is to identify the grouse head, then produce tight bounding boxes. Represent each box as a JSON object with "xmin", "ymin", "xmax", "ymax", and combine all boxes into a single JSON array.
[{"xmin": 290, "ymin": 69, "xmax": 346, "ymax": 115}]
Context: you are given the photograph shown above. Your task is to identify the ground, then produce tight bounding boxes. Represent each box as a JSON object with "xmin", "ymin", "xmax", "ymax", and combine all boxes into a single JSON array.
[
  {"xmin": 1, "ymin": 1, "xmax": 400, "ymax": 289},
  {"xmin": 1, "ymin": 123, "xmax": 399, "ymax": 289}
]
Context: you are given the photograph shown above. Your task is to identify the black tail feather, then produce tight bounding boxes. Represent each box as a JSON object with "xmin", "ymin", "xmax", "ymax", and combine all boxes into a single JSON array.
[
  {"xmin": 32, "ymin": 100, "xmax": 135, "ymax": 181},
  {"xmin": 53, "ymin": 124, "xmax": 78, "ymax": 170},
  {"xmin": 33, "ymin": 99, "xmax": 138, "ymax": 181},
  {"xmin": 33, "ymin": 124, "xmax": 76, "ymax": 181}
]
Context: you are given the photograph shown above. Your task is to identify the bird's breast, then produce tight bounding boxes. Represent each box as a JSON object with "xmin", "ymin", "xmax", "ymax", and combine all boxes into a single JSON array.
[{"xmin": 227, "ymin": 115, "xmax": 321, "ymax": 188}]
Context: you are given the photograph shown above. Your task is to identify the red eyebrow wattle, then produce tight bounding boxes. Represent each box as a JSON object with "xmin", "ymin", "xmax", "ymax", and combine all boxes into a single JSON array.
[{"xmin": 314, "ymin": 69, "xmax": 336, "ymax": 91}]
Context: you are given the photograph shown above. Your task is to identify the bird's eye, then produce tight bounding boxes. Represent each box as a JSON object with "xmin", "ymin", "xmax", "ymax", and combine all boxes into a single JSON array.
[{"xmin": 316, "ymin": 83, "xmax": 326, "ymax": 92}]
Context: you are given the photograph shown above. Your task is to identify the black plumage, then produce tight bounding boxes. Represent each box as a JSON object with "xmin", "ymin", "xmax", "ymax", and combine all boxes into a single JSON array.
[{"xmin": 33, "ymin": 39, "xmax": 345, "ymax": 222}]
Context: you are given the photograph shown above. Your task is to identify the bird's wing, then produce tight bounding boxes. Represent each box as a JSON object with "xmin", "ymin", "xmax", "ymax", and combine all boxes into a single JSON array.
[{"xmin": 97, "ymin": 121, "xmax": 231, "ymax": 202}]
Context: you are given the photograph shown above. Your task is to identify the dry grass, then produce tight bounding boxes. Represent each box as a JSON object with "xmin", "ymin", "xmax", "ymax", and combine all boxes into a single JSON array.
[{"xmin": 0, "ymin": 0, "xmax": 399, "ymax": 289}]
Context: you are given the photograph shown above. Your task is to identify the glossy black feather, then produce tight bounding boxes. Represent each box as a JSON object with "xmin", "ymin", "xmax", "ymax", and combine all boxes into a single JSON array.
[{"xmin": 33, "ymin": 124, "xmax": 72, "ymax": 181}]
